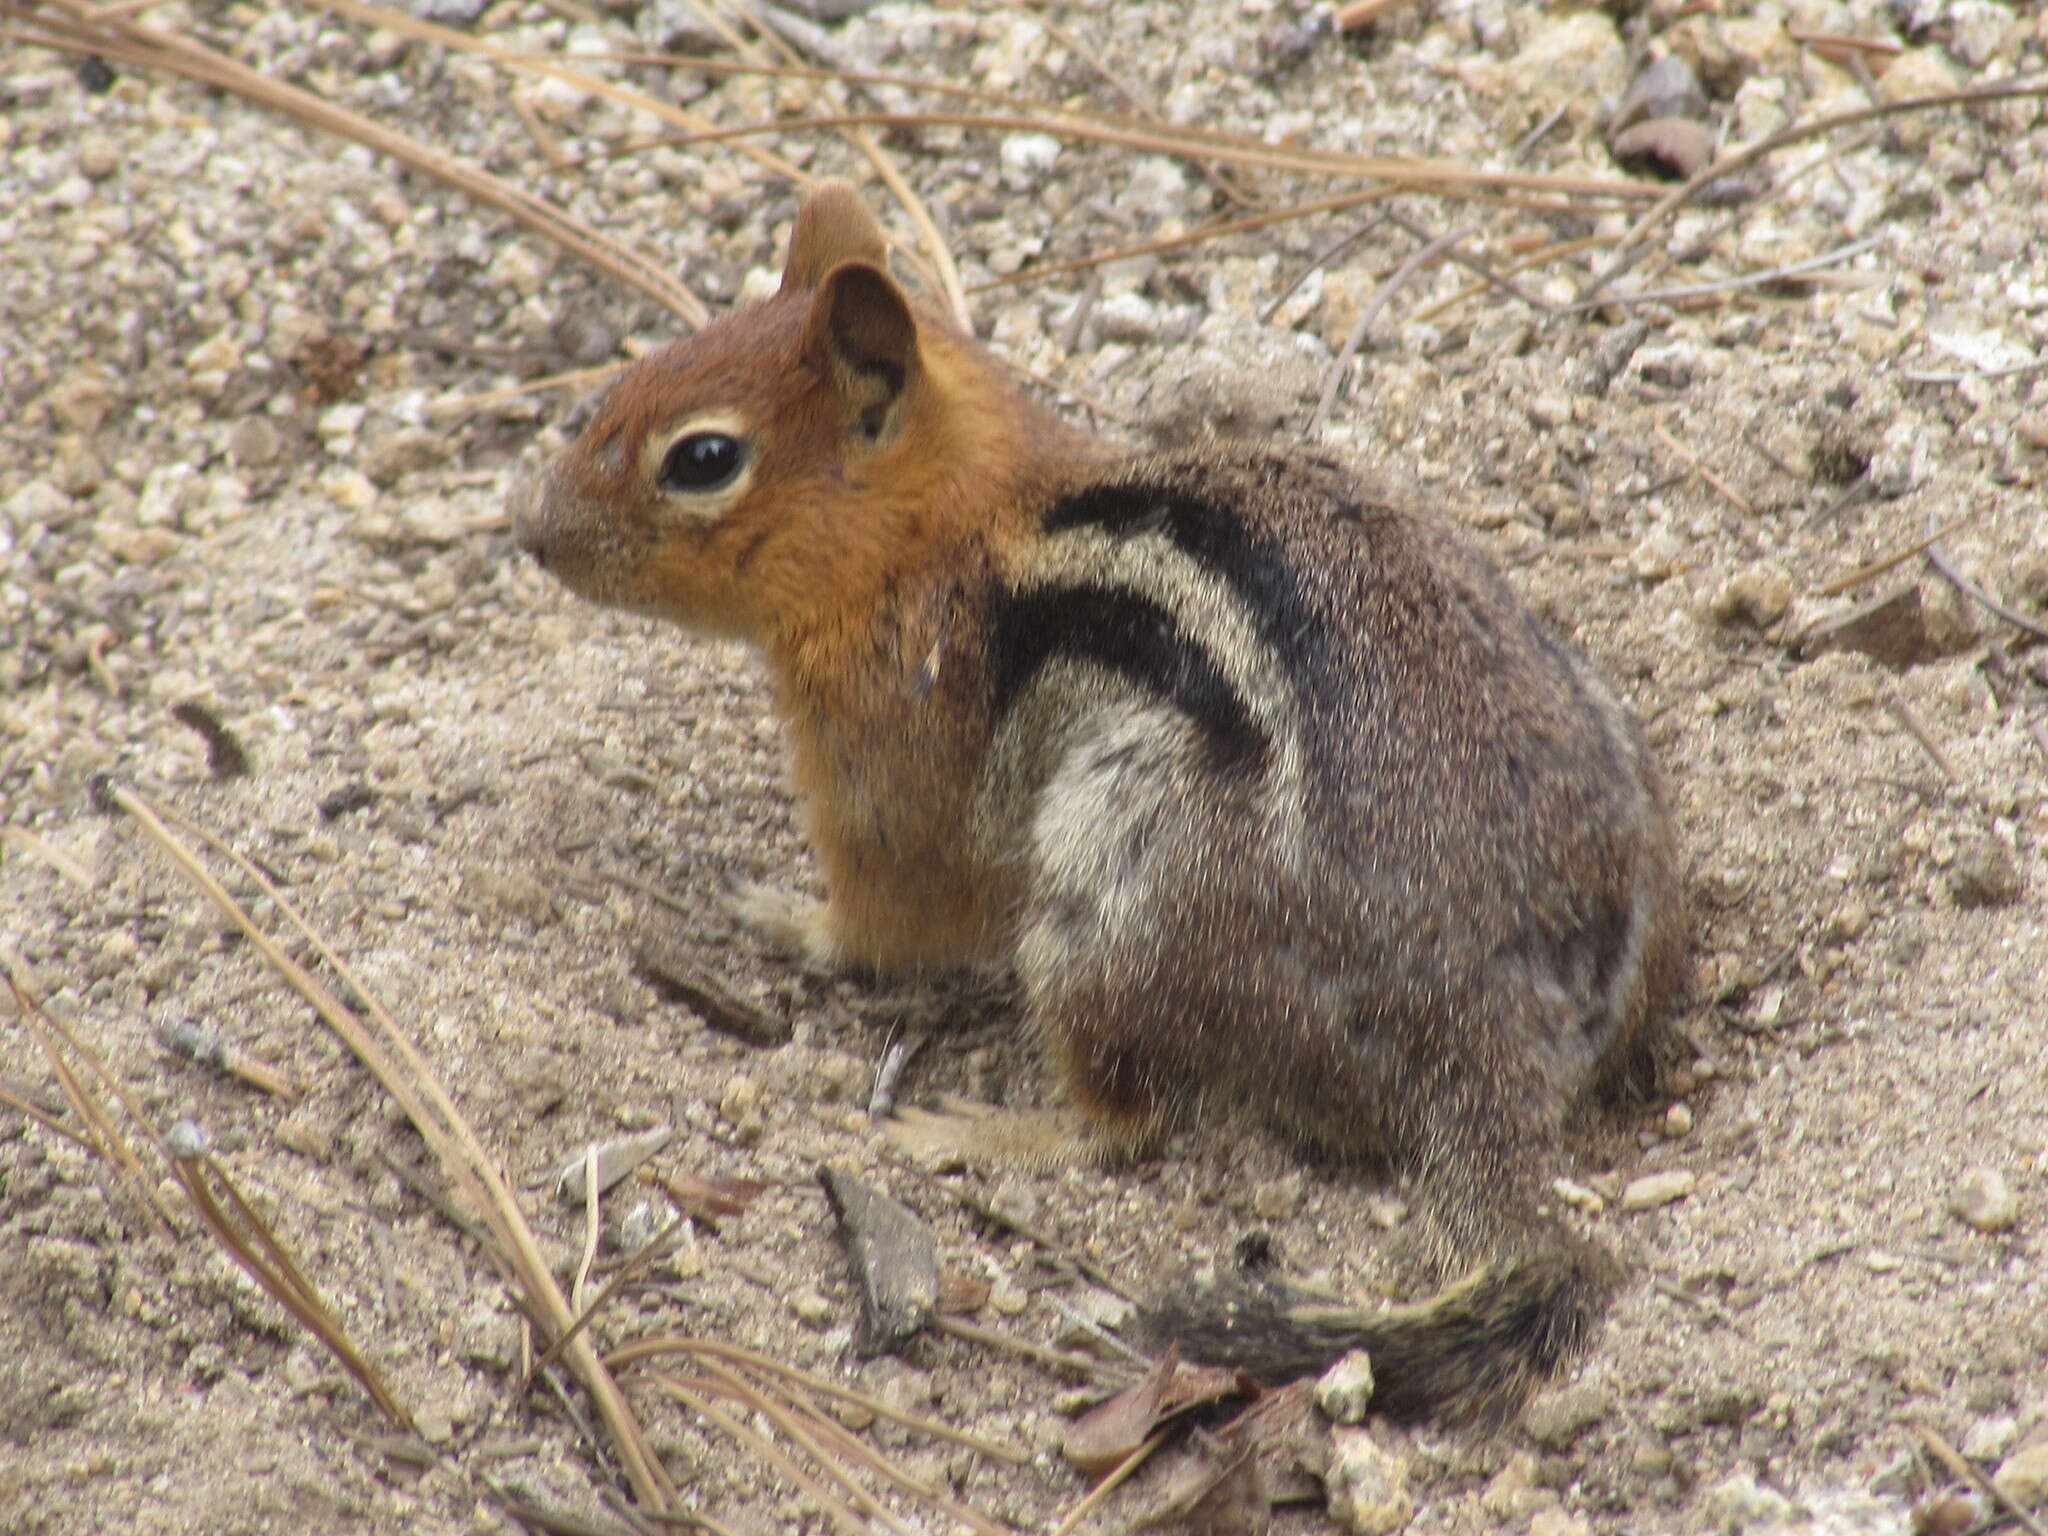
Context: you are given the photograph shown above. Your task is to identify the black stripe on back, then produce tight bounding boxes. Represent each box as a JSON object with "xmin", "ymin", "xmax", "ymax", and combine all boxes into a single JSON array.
[
  {"xmin": 988, "ymin": 583, "xmax": 1268, "ymax": 774},
  {"xmin": 1044, "ymin": 478, "xmax": 1334, "ymax": 699}
]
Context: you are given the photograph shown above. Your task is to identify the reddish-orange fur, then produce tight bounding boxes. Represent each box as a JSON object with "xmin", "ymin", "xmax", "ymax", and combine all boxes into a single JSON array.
[{"xmin": 526, "ymin": 186, "xmax": 1103, "ymax": 967}]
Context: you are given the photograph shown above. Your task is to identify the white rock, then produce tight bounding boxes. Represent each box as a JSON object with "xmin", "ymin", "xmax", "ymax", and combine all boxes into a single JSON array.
[
  {"xmin": 1621, "ymin": 1170, "xmax": 1696, "ymax": 1211},
  {"xmin": 5, "ymin": 479, "xmax": 73, "ymax": 528},
  {"xmin": 1950, "ymin": 1168, "xmax": 2019, "ymax": 1233},
  {"xmin": 1963, "ymin": 1415, "xmax": 2018, "ymax": 1461},
  {"xmin": 1704, "ymin": 1472, "xmax": 1792, "ymax": 1531},
  {"xmin": 1325, "ymin": 1427, "xmax": 1413, "ymax": 1535},
  {"xmin": 1995, "ymin": 1441, "xmax": 2048, "ymax": 1507},
  {"xmin": 998, "ymin": 132, "xmax": 1061, "ymax": 192},
  {"xmin": 1315, "ymin": 1350, "xmax": 1377, "ymax": 1425}
]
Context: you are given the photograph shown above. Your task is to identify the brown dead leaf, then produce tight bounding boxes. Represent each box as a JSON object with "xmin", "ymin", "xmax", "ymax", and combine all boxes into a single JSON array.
[
  {"xmin": 1064, "ymin": 1347, "xmax": 1258, "ymax": 1475},
  {"xmin": 641, "ymin": 1167, "xmax": 770, "ymax": 1233},
  {"xmin": 1613, "ymin": 118, "xmax": 1716, "ymax": 180},
  {"xmin": 938, "ymin": 1269, "xmax": 992, "ymax": 1314},
  {"xmin": 1066, "ymin": 1347, "xmax": 1179, "ymax": 1475}
]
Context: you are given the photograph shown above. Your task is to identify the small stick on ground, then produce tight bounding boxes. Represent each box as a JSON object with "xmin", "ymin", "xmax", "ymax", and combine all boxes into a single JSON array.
[
  {"xmin": 157, "ymin": 1016, "xmax": 299, "ymax": 1099},
  {"xmin": 1261, "ymin": 212, "xmax": 1387, "ymax": 322},
  {"xmin": 1045, "ymin": 1428, "xmax": 1170, "ymax": 1536},
  {"xmin": 1917, "ymin": 1425, "xmax": 2048, "ymax": 1536},
  {"xmin": 511, "ymin": 91, "xmax": 576, "ymax": 173},
  {"xmin": 946, "ymin": 1184, "xmax": 1138, "ymax": 1302},
  {"xmin": 1880, "ymin": 694, "xmax": 1957, "ymax": 785},
  {"xmin": 1569, "ymin": 236, "xmax": 1882, "ymax": 313},
  {"xmin": 1579, "ymin": 80, "xmax": 2048, "ymax": 306},
  {"xmin": 0, "ymin": 1080, "xmax": 98, "ymax": 1152},
  {"xmin": 1310, "ymin": 223, "xmax": 1471, "ymax": 435},
  {"xmin": 1924, "ymin": 544, "xmax": 2048, "ymax": 646},
  {"xmin": 529, "ymin": 1211, "xmax": 688, "ymax": 1386},
  {"xmin": 1384, "ymin": 208, "xmax": 1548, "ymax": 311},
  {"xmin": 1652, "ymin": 421, "xmax": 1754, "ymax": 516},
  {"xmin": 931, "ymin": 1312, "xmax": 1126, "ymax": 1381},
  {"xmin": 1815, "ymin": 511, "xmax": 1984, "ymax": 597}
]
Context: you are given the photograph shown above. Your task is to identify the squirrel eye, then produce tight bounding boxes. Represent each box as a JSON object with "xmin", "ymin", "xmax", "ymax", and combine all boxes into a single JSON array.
[{"xmin": 658, "ymin": 431, "xmax": 748, "ymax": 493}]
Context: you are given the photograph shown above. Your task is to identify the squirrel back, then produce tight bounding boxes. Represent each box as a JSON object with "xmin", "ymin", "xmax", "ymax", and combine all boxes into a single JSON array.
[{"xmin": 517, "ymin": 181, "xmax": 1688, "ymax": 1426}]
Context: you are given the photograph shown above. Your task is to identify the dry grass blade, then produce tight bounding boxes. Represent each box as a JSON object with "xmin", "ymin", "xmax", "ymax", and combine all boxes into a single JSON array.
[
  {"xmin": 931, "ymin": 1311, "xmax": 1125, "ymax": 1381},
  {"xmin": 600, "ymin": 107, "xmax": 1660, "ymax": 197},
  {"xmin": 975, "ymin": 187, "xmax": 1392, "ymax": 296},
  {"xmin": 1815, "ymin": 510, "xmax": 1984, "ymax": 597},
  {"xmin": 1652, "ymin": 421, "xmax": 1753, "ymax": 516},
  {"xmin": 109, "ymin": 785, "xmax": 675, "ymax": 1511},
  {"xmin": 688, "ymin": 1359, "xmax": 928, "ymax": 1536},
  {"xmin": 609, "ymin": 1336, "xmax": 1030, "ymax": 1464},
  {"xmin": 1044, "ymin": 1428, "xmax": 1169, "ymax": 1536},
  {"xmin": 167, "ymin": 1135, "xmax": 415, "ymax": 1428},
  {"xmin": 4, "ymin": 0, "xmax": 706, "ymax": 325},
  {"xmin": 652, "ymin": 1373, "xmax": 873, "ymax": 1536},
  {"xmin": 1580, "ymin": 78, "xmax": 2048, "ymax": 304},
  {"xmin": 692, "ymin": 1357, "xmax": 1012, "ymax": 1536},
  {"xmin": 1918, "ymin": 1425, "xmax": 2048, "ymax": 1536},
  {"xmin": 1568, "ymin": 235, "xmax": 1883, "ymax": 312},
  {"xmin": 308, "ymin": 0, "xmax": 822, "ymax": 238},
  {"xmin": 529, "ymin": 1210, "xmax": 686, "ymax": 1384},
  {"xmin": 1924, "ymin": 543, "xmax": 2048, "ymax": 646},
  {"xmin": 696, "ymin": 0, "xmax": 969, "ymax": 329},
  {"xmin": 6, "ymin": 965, "xmax": 178, "ymax": 1232},
  {"xmin": 0, "ymin": 1079, "xmax": 97, "ymax": 1151},
  {"xmin": 1310, "ymin": 223, "xmax": 1471, "ymax": 434}
]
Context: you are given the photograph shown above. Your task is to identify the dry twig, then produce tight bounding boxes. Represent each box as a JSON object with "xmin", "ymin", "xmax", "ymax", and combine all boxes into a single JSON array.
[
  {"xmin": 107, "ymin": 783, "xmax": 676, "ymax": 1510},
  {"xmin": 3, "ymin": 0, "xmax": 706, "ymax": 323},
  {"xmin": 1652, "ymin": 421, "xmax": 1754, "ymax": 516}
]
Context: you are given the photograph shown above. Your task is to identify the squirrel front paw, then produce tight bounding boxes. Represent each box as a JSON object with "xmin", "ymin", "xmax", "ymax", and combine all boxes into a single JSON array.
[
  {"xmin": 884, "ymin": 1098, "xmax": 1112, "ymax": 1171},
  {"xmin": 726, "ymin": 879, "xmax": 844, "ymax": 968}
]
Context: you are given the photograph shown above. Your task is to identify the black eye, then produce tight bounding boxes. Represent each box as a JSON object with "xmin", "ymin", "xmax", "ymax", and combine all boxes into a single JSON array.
[{"xmin": 659, "ymin": 431, "xmax": 748, "ymax": 492}]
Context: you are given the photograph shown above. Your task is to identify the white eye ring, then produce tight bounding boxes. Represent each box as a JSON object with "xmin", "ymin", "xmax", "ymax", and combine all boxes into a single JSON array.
[{"xmin": 644, "ymin": 413, "xmax": 755, "ymax": 517}]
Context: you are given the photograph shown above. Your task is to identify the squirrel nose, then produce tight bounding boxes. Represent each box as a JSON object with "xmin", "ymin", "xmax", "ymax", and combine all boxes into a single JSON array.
[{"xmin": 509, "ymin": 473, "xmax": 554, "ymax": 563}]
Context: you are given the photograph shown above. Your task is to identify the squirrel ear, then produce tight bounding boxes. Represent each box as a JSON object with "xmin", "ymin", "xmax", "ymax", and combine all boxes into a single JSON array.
[
  {"xmin": 804, "ymin": 260, "xmax": 918, "ymax": 441},
  {"xmin": 781, "ymin": 180, "xmax": 888, "ymax": 294}
]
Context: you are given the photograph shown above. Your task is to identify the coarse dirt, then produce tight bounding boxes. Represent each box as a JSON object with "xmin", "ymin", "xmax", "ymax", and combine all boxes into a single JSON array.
[{"xmin": 3, "ymin": 1, "xmax": 2046, "ymax": 1533}]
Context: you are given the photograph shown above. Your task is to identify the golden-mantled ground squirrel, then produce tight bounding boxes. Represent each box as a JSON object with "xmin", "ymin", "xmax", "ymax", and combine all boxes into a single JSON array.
[{"xmin": 515, "ymin": 182, "xmax": 1688, "ymax": 1425}]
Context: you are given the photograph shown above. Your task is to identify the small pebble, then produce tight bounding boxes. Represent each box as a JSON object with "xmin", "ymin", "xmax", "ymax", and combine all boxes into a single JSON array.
[
  {"xmin": 1315, "ymin": 1350, "xmax": 1377, "ymax": 1425},
  {"xmin": 1962, "ymin": 1415, "xmax": 2018, "ymax": 1461},
  {"xmin": 1620, "ymin": 1170, "xmax": 1696, "ymax": 1211},
  {"xmin": 1663, "ymin": 1103, "xmax": 1694, "ymax": 1138},
  {"xmin": 1948, "ymin": 839, "xmax": 2023, "ymax": 910},
  {"xmin": 1704, "ymin": 1473, "xmax": 1792, "ymax": 1529},
  {"xmin": 1949, "ymin": 1168, "xmax": 2019, "ymax": 1234},
  {"xmin": 1324, "ymin": 1427, "xmax": 1413, "ymax": 1535},
  {"xmin": 1995, "ymin": 1442, "xmax": 2048, "ymax": 1508},
  {"xmin": 1826, "ymin": 898, "xmax": 1871, "ymax": 944},
  {"xmin": 1251, "ymin": 1174, "xmax": 1300, "ymax": 1220},
  {"xmin": 988, "ymin": 1277, "xmax": 1029, "ymax": 1316},
  {"xmin": 1551, "ymin": 1177, "xmax": 1605, "ymax": 1215},
  {"xmin": 1521, "ymin": 1383, "xmax": 1611, "ymax": 1449},
  {"xmin": 789, "ymin": 1289, "xmax": 835, "ymax": 1327},
  {"xmin": 719, "ymin": 1074, "xmax": 762, "ymax": 1124},
  {"xmin": 1710, "ymin": 563, "xmax": 1793, "ymax": 629},
  {"xmin": 1864, "ymin": 1250, "xmax": 1904, "ymax": 1273}
]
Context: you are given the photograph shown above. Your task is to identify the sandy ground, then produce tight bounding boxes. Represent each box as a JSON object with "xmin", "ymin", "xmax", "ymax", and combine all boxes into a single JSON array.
[{"xmin": 3, "ymin": 0, "xmax": 2047, "ymax": 1532}]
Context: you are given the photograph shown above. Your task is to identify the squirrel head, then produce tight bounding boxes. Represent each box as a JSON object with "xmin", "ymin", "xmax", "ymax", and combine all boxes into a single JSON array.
[{"xmin": 517, "ymin": 180, "xmax": 1048, "ymax": 653}]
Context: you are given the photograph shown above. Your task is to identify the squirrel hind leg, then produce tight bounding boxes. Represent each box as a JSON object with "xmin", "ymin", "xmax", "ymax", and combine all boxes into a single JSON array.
[{"xmin": 883, "ymin": 1095, "xmax": 1161, "ymax": 1170}]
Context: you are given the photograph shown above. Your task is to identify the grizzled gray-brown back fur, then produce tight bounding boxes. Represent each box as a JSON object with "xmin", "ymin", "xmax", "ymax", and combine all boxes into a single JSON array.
[{"xmin": 962, "ymin": 440, "xmax": 1684, "ymax": 1421}]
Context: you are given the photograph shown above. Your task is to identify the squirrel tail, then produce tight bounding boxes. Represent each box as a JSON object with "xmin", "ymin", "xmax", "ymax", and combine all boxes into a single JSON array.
[{"xmin": 1140, "ymin": 1234, "xmax": 1623, "ymax": 1427}]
